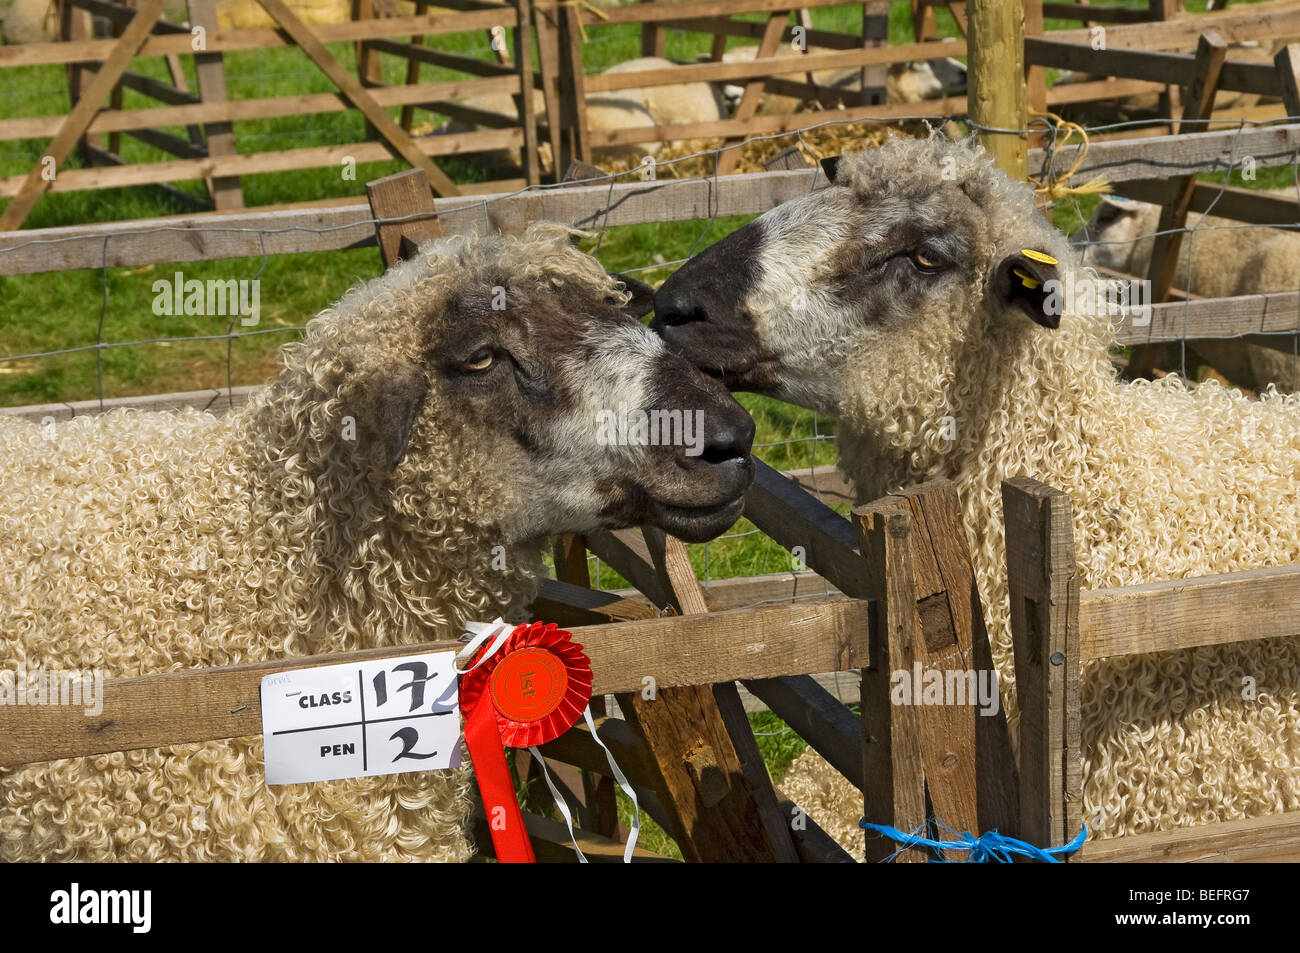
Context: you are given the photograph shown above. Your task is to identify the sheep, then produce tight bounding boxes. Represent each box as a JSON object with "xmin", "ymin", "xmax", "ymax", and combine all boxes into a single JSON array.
[
  {"xmin": 1077, "ymin": 195, "xmax": 1300, "ymax": 393},
  {"xmin": 601, "ymin": 56, "xmax": 729, "ymax": 135},
  {"xmin": 0, "ymin": 224, "xmax": 756, "ymax": 861},
  {"xmin": 438, "ymin": 89, "xmax": 661, "ymax": 173},
  {"xmin": 442, "ymin": 59, "xmax": 727, "ymax": 171},
  {"xmin": 215, "ymin": 0, "xmax": 350, "ymax": 30},
  {"xmin": 3, "ymin": 0, "xmax": 59, "ymax": 44},
  {"xmin": 716, "ymin": 45, "xmax": 964, "ymax": 115},
  {"xmin": 651, "ymin": 134, "xmax": 1300, "ymax": 845}
]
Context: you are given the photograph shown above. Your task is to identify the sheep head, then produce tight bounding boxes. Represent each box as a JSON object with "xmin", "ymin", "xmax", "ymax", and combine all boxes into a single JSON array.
[
  {"xmin": 651, "ymin": 135, "xmax": 1077, "ymax": 422},
  {"xmin": 268, "ymin": 225, "xmax": 754, "ymax": 547}
]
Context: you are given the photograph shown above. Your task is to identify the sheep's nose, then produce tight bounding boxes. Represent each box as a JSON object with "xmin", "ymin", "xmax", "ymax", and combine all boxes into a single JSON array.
[
  {"xmin": 696, "ymin": 402, "xmax": 755, "ymax": 465},
  {"xmin": 652, "ymin": 284, "xmax": 708, "ymax": 329}
]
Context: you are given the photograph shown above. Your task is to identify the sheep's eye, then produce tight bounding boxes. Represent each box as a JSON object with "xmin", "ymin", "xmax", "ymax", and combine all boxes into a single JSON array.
[
  {"xmin": 912, "ymin": 247, "xmax": 944, "ymax": 271},
  {"xmin": 465, "ymin": 349, "xmax": 494, "ymax": 372}
]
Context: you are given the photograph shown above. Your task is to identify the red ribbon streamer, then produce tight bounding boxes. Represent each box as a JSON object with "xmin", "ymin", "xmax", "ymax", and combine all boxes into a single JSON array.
[{"xmin": 464, "ymin": 693, "xmax": 537, "ymax": 863}]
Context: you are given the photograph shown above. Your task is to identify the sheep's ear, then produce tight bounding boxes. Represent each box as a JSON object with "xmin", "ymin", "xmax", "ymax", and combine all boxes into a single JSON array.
[
  {"xmin": 359, "ymin": 363, "xmax": 430, "ymax": 471},
  {"xmin": 993, "ymin": 250, "xmax": 1062, "ymax": 330},
  {"xmin": 610, "ymin": 272, "xmax": 656, "ymax": 319},
  {"xmin": 820, "ymin": 156, "xmax": 842, "ymax": 183}
]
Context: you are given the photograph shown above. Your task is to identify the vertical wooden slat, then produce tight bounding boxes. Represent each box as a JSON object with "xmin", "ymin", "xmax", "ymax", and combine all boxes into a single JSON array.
[
  {"xmin": 1146, "ymin": 33, "xmax": 1227, "ymax": 299},
  {"xmin": 640, "ymin": 0, "xmax": 666, "ymax": 58},
  {"xmin": 189, "ymin": 0, "xmax": 245, "ymax": 210},
  {"xmin": 968, "ymin": 0, "xmax": 1028, "ymax": 180},
  {"xmin": 399, "ymin": 0, "xmax": 429, "ymax": 131},
  {"xmin": 896, "ymin": 482, "xmax": 1019, "ymax": 846},
  {"xmin": 549, "ymin": 532, "xmax": 621, "ymax": 842},
  {"xmin": 533, "ymin": 2, "xmax": 567, "ymax": 181},
  {"xmin": 558, "ymin": 5, "xmax": 592, "ymax": 166},
  {"xmin": 860, "ymin": 1, "xmax": 889, "ymax": 107},
  {"xmin": 1024, "ymin": 0, "xmax": 1047, "ymax": 153},
  {"xmin": 1275, "ymin": 44, "xmax": 1300, "ymax": 125},
  {"xmin": 364, "ymin": 168, "xmax": 441, "ymax": 268},
  {"xmin": 60, "ymin": 0, "xmax": 96, "ymax": 161},
  {"xmin": 1002, "ymin": 477, "xmax": 1082, "ymax": 855},
  {"xmin": 512, "ymin": 0, "xmax": 541, "ymax": 185},
  {"xmin": 855, "ymin": 501, "xmax": 928, "ymax": 862}
]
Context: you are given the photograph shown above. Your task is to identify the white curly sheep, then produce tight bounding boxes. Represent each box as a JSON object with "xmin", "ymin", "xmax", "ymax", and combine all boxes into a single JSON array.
[
  {"xmin": 652, "ymin": 134, "xmax": 1300, "ymax": 845},
  {"xmin": 1078, "ymin": 194, "xmax": 1299, "ymax": 393},
  {"xmin": 0, "ymin": 225, "xmax": 756, "ymax": 861}
]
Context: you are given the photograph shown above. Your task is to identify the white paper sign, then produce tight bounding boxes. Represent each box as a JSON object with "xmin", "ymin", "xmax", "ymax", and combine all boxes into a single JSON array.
[{"xmin": 261, "ymin": 652, "xmax": 460, "ymax": 785}]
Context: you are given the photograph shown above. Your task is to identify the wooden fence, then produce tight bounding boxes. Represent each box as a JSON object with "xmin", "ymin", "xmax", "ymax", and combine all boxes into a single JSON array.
[{"xmin": 8, "ymin": 0, "xmax": 1300, "ymax": 231}]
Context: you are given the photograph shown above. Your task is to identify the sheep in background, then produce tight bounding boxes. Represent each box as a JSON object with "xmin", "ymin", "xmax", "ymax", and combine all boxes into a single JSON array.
[
  {"xmin": 0, "ymin": 225, "xmax": 756, "ymax": 861},
  {"xmin": 716, "ymin": 45, "xmax": 965, "ymax": 114},
  {"xmin": 216, "ymin": 0, "xmax": 349, "ymax": 29},
  {"xmin": 438, "ymin": 89, "xmax": 662, "ymax": 170},
  {"xmin": 3, "ymin": 0, "xmax": 62, "ymax": 43},
  {"xmin": 1078, "ymin": 194, "xmax": 1300, "ymax": 393},
  {"xmin": 602, "ymin": 56, "xmax": 729, "ymax": 134},
  {"xmin": 652, "ymin": 134, "xmax": 1300, "ymax": 846}
]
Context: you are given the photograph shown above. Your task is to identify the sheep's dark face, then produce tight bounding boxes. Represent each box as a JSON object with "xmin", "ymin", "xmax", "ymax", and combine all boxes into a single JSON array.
[
  {"xmin": 651, "ymin": 140, "xmax": 1069, "ymax": 418},
  {"xmin": 373, "ymin": 271, "xmax": 754, "ymax": 545}
]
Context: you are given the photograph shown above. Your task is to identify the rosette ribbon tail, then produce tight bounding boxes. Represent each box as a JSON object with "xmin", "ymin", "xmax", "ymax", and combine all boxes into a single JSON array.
[{"xmin": 465, "ymin": 695, "xmax": 537, "ymax": 863}]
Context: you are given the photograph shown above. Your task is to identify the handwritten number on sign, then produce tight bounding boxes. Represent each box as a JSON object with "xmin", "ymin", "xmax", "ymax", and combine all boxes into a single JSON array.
[
  {"xmin": 389, "ymin": 726, "xmax": 439, "ymax": 762},
  {"xmin": 373, "ymin": 661, "xmax": 440, "ymax": 712}
]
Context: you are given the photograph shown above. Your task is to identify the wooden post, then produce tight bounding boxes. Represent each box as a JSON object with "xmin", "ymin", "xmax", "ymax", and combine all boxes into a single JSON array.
[
  {"xmin": 640, "ymin": 0, "xmax": 665, "ymax": 58},
  {"xmin": 1001, "ymin": 477, "xmax": 1082, "ymax": 855},
  {"xmin": 1274, "ymin": 44, "xmax": 1300, "ymax": 121},
  {"xmin": 913, "ymin": 0, "xmax": 939, "ymax": 41},
  {"xmin": 855, "ymin": 501, "xmax": 928, "ymax": 862},
  {"xmin": 1024, "ymin": 0, "xmax": 1047, "ymax": 151},
  {"xmin": 861, "ymin": 1, "xmax": 889, "ymax": 107},
  {"xmin": 968, "ymin": 0, "xmax": 1028, "ymax": 180},
  {"xmin": 1128, "ymin": 32, "xmax": 1228, "ymax": 379},
  {"xmin": 533, "ymin": 1, "xmax": 567, "ymax": 181},
  {"xmin": 60, "ymin": 0, "xmax": 96, "ymax": 161},
  {"xmin": 858, "ymin": 483, "xmax": 1018, "ymax": 859},
  {"xmin": 364, "ymin": 168, "xmax": 441, "ymax": 268},
  {"xmin": 548, "ymin": 533, "xmax": 621, "ymax": 842},
  {"xmin": 1127, "ymin": 30, "xmax": 1228, "ymax": 381},
  {"xmin": 512, "ymin": 0, "xmax": 541, "ymax": 186},
  {"xmin": 399, "ymin": 0, "xmax": 429, "ymax": 132},
  {"xmin": 614, "ymin": 528, "xmax": 799, "ymax": 863},
  {"xmin": 190, "ymin": 0, "xmax": 244, "ymax": 210}
]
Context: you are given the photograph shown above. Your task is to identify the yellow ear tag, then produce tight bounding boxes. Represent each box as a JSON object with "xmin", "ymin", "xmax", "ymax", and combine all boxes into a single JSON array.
[
  {"xmin": 1022, "ymin": 249, "xmax": 1058, "ymax": 266},
  {"xmin": 1012, "ymin": 267, "xmax": 1040, "ymax": 290}
]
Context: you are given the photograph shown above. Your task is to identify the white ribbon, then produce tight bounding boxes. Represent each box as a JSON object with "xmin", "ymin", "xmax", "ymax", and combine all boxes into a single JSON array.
[{"xmin": 455, "ymin": 617, "xmax": 514, "ymax": 673}]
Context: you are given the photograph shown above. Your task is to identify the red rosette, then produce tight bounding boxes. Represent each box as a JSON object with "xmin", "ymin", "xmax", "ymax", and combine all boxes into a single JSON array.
[
  {"xmin": 459, "ymin": 621, "xmax": 593, "ymax": 746},
  {"xmin": 459, "ymin": 621, "xmax": 592, "ymax": 863}
]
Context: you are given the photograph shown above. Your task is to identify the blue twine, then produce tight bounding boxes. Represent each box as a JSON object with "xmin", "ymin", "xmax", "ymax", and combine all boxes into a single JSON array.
[{"xmin": 860, "ymin": 817, "xmax": 1087, "ymax": 863}]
